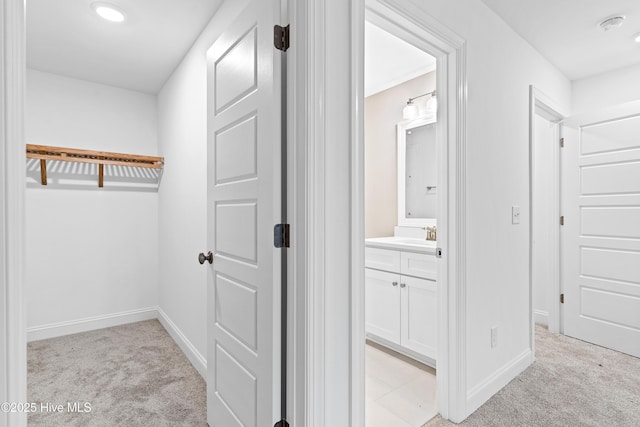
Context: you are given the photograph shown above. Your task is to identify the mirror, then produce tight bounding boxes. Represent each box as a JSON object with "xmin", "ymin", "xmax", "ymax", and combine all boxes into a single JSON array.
[{"xmin": 397, "ymin": 117, "xmax": 437, "ymax": 227}]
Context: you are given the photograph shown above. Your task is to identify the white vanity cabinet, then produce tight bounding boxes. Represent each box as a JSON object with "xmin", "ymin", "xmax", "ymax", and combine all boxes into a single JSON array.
[{"xmin": 365, "ymin": 245, "xmax": 437, "ymax": 366}]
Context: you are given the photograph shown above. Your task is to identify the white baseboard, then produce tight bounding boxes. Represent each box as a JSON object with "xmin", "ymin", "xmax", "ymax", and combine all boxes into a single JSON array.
[
  {"xmin": 534, "ymin": 309, "xmax": 549, "ymax": 327},
  {"xmin": 27, "ymin": 307, "xmax": 158, "ymax": 342},
  {"xmin": 157, "ymin": 307, "xmax": 207, "ymax": 380},
  {"xmin": 466, "ymin": 349, "xmax": 533, "ymax": 415}
]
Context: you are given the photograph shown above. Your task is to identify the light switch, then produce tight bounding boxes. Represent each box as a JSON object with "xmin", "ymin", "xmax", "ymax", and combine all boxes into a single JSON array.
[{"xmin": 512, "ymin": 206, "xmax": 520, "ymax": 224}]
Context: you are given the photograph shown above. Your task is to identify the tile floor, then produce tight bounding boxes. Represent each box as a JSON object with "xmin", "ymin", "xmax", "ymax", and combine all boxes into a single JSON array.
[{"xmin": 365, "ymin": 341, "xmax": 437, "ymax": 427}]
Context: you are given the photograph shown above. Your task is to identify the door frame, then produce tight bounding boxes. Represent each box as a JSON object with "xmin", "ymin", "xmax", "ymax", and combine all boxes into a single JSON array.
[
  {"xmin": 292, "ymin": 0, "xmax": 469, "ymax": 423},
  {"xmin": 1, "ymin": 0, "xmax": 28, "ymax": 426},
  {"xmin": 361, "ymin": 1, "xmax": 467, "ymax": 422},
  {"xmin": 528, "ymin": 86, "xmax": 566, "ymax": 352}
]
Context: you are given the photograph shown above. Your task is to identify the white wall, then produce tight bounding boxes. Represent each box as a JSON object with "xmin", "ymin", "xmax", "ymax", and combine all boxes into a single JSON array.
[
  {"xmin": 572, "ymin": 63, "xmax": 640, "ymax": 114},
  {"xmin": 404, "ymin": 0, "xmax": 571, "ymax": 413},
  {"xmin": 156, "ymin": 0, "xmax": 247, "ymax": 369},
  {"xmin": 532, "ymin": 114, "xmax": 557, "ymax": 326},
  {"xmin": 25, "ymin": 69, "xmax": 159, "ymax": 334}
]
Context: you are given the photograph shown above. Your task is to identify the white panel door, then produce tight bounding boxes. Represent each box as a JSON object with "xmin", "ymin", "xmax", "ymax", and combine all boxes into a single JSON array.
[
  {"xmin": 562, "ymin": 102, "xmax": 640, "ymax": 357},
  {"xmin": 365, "ymin": 268, "xmax": 401, "ymax": 344},
  {"xmin": 401, "ymin": 276, "xmax": 437, "ymax": 360},
  {"xmin": 206, "ymin": 2, "xmax": 282, "ymax": 426}
]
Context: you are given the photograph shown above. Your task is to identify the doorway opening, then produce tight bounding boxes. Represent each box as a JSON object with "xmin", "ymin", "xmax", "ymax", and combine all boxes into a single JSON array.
[
  {"xmin": 353, "ymin": 2, "xmax": 468, "ymax": 423},
  {"xmin": 21, "ymin": 0, "xmax": 220, "ymax": 425},
  {"xmin": 529, "ymin": 86, "xmax": 565, "ymax": 356},
  {"xmin": 363, "ymin": 20, "xmax": 439, "ymax": 426}
]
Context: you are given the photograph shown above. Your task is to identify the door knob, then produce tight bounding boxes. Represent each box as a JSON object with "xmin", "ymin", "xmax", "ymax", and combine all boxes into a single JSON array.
[
  {"xmin": 198, "ymin": 251, "xmax": 213, "ymax": 265},
  {"xmin": 400, "ymin": 283, "xmax": 406, "ymax": 288},
  {"xmin": 392, "ymin": 281, "xmax": 398, "ymax": 287}
]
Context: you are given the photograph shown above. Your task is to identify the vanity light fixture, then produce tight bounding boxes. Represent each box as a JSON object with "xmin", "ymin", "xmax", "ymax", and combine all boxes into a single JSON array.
[
  {"xmin": 402, "ymin": 90, "xmax": 437, "ymax": 120},
  {"xmin": 634, "ymin": 33, "xmax": 640, "ymax": 43},
  {"xmin": 92, "ymin": 2, "xmax": 126, "ymax": 23}
]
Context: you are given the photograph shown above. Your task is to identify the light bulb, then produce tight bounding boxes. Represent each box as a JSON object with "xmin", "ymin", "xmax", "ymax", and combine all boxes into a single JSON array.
[
  {"xmin": 403, "ymin": 103, "xmax": 419, "ymax": 120},
  {"xmin": 426, "ymin": 95, "xmax": 438, "ymax": 114}
]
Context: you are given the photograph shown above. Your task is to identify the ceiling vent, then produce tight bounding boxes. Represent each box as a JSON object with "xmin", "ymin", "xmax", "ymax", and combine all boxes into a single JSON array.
[{"xmin": 599, "ymin": 16, "xmax": 625, "ymax": 32}]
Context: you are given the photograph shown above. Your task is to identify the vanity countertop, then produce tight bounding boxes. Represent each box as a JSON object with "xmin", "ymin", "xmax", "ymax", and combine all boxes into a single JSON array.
[{"xmin": 365, "ymin": 236, "xmax": 436, "ymax": 254}]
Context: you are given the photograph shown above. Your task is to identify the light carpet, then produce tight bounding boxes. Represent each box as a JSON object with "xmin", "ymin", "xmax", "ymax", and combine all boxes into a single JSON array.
[
  {"xmin": 425, "ymin": 325, "xmax": 640, "ymax": 427},
  {"xmin": 28, "ymin": 319, "xmax": 207, "ymax": 426}
]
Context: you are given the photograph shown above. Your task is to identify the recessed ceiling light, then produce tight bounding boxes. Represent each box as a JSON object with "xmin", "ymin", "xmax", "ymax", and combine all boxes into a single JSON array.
[
  {"xmin": 92, "ymin": 2, "xmax": 126, "ymax": 23},
  {"xmin": 599, "ymin": 15, "xmax": 625, "ymax": 32}
]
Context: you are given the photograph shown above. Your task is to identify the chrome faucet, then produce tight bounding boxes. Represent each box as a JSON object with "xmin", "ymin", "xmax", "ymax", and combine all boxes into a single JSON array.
[{"xmin": 422, "ymin": 226, "xmax": 437, "ymax": 241}]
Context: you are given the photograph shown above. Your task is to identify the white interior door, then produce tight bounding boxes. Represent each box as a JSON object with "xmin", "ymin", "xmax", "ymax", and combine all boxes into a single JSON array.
[
  {"xmin": 561, "ymin": 101, "xmax": 640, "ymax": 357},
  {"xmin": 206, "ymin": 2, "xmax": 283, "ymax": 426}
]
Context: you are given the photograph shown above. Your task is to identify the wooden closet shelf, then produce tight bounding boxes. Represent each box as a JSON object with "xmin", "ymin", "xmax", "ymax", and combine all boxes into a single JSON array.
[{"xmin": 26, "ymin": 144, "xmax": 164, "ymax": 188}]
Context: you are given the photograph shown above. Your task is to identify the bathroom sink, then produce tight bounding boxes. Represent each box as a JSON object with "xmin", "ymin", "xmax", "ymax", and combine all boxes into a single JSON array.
[
  {"xmin": 393, "ymin": 238, "xmax": 436, "ymax": 246},
  {"xmin": 364, "ymin": 236, "xmax": 437, "ymax": 253}
]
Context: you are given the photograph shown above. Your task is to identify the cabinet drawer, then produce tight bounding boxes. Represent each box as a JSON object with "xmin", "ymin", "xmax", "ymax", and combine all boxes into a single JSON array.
[
  {"xmin": 401, "ymin": 251, "xmax": 437, "ymax": 279},
  {"xmin": 365, "ymin": 247, "xmax": 401, "ymax": 273}
]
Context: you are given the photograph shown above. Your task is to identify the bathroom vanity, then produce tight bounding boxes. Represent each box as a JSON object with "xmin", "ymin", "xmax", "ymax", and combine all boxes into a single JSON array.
[
  {"xmin": 363, "ymin": 113, "xmax": 438, "ymax": 367},
  {"xmin": 365, "ymin": 236, "xmax": 437, "ymax": 367}
]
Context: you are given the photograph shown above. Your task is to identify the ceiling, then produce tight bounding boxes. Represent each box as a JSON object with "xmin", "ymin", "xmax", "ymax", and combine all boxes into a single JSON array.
[
  {"xmin": 28, "ymin": 1, "xmax": 638, "ymax": 95},
  {"xmin": 27, "ymin": 0, "xmax": 223, "ymax": 94},
  {"xmin": 481, "ymin": 0, "xmax": 640, "ymax": 80},
  {"xmin": 365, "ymin": 22, "xmax": 436, "ymax": 97}
]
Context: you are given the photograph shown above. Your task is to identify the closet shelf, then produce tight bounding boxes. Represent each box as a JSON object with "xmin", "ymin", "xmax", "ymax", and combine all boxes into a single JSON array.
[{"xmin": 26, "ymin": 144, "xmax": 164, "ymax": 188}]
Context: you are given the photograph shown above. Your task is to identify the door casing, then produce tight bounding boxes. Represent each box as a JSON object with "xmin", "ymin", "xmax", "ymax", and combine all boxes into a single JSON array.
[
  {"xmin": 1, "ymin": 0, "xmax": 28, "ymax": 426},
  {"xmin": 356, "ymin": 1, "xmax": 467, "ymax": 422}
]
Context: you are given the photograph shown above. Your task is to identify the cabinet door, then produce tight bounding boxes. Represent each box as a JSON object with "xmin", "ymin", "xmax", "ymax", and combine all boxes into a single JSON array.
[
  {"xmin": 365, "ymin": 268, "xmax": 401, "ymax": 344},
  {"xmin": 400, "ymin": 276, "xmax": 437, "ymax": 359}
]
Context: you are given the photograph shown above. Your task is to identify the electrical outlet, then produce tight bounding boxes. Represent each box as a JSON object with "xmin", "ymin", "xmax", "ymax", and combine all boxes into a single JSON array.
[
  {"xmin": 512, "ymin": 206, "xmax": 520, "ymax": 224},
  {"xmin": 491, "ymin": 326, "xmax": 498, "ymax": 348}
]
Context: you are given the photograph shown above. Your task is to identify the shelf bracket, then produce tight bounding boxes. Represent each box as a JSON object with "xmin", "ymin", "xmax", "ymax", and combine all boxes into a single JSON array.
[
  {"xmin": 40, "ymin": 159, "xmax": 47, "ymax": 185},
  {"xmin": 98, "ymin": 163, "xmax": 104, "ymax": 188}
]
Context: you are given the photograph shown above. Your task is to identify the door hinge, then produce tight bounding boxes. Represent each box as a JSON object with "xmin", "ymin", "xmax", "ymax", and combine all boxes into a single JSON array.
[
  {"xmin": 560, "ymin": 137, "xmax": 564, "ymax": 148},
  {"xmin": 274, "ymin": 224, "xmax": 290, "ymax": 248},
  {"xmin": 560, "ymin": 216, "xmax": 565, "ymax": 226},
  {"xmin": 560, "ymin": 293, "xmax": 565, "ymax": 304},
  {"xmin": 274, "ymin": 25, "xmax": 290, "ymax": 52},
  {"xmin": 274, "ymin": 420, "xmax": 289, "ymax": 427}
]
